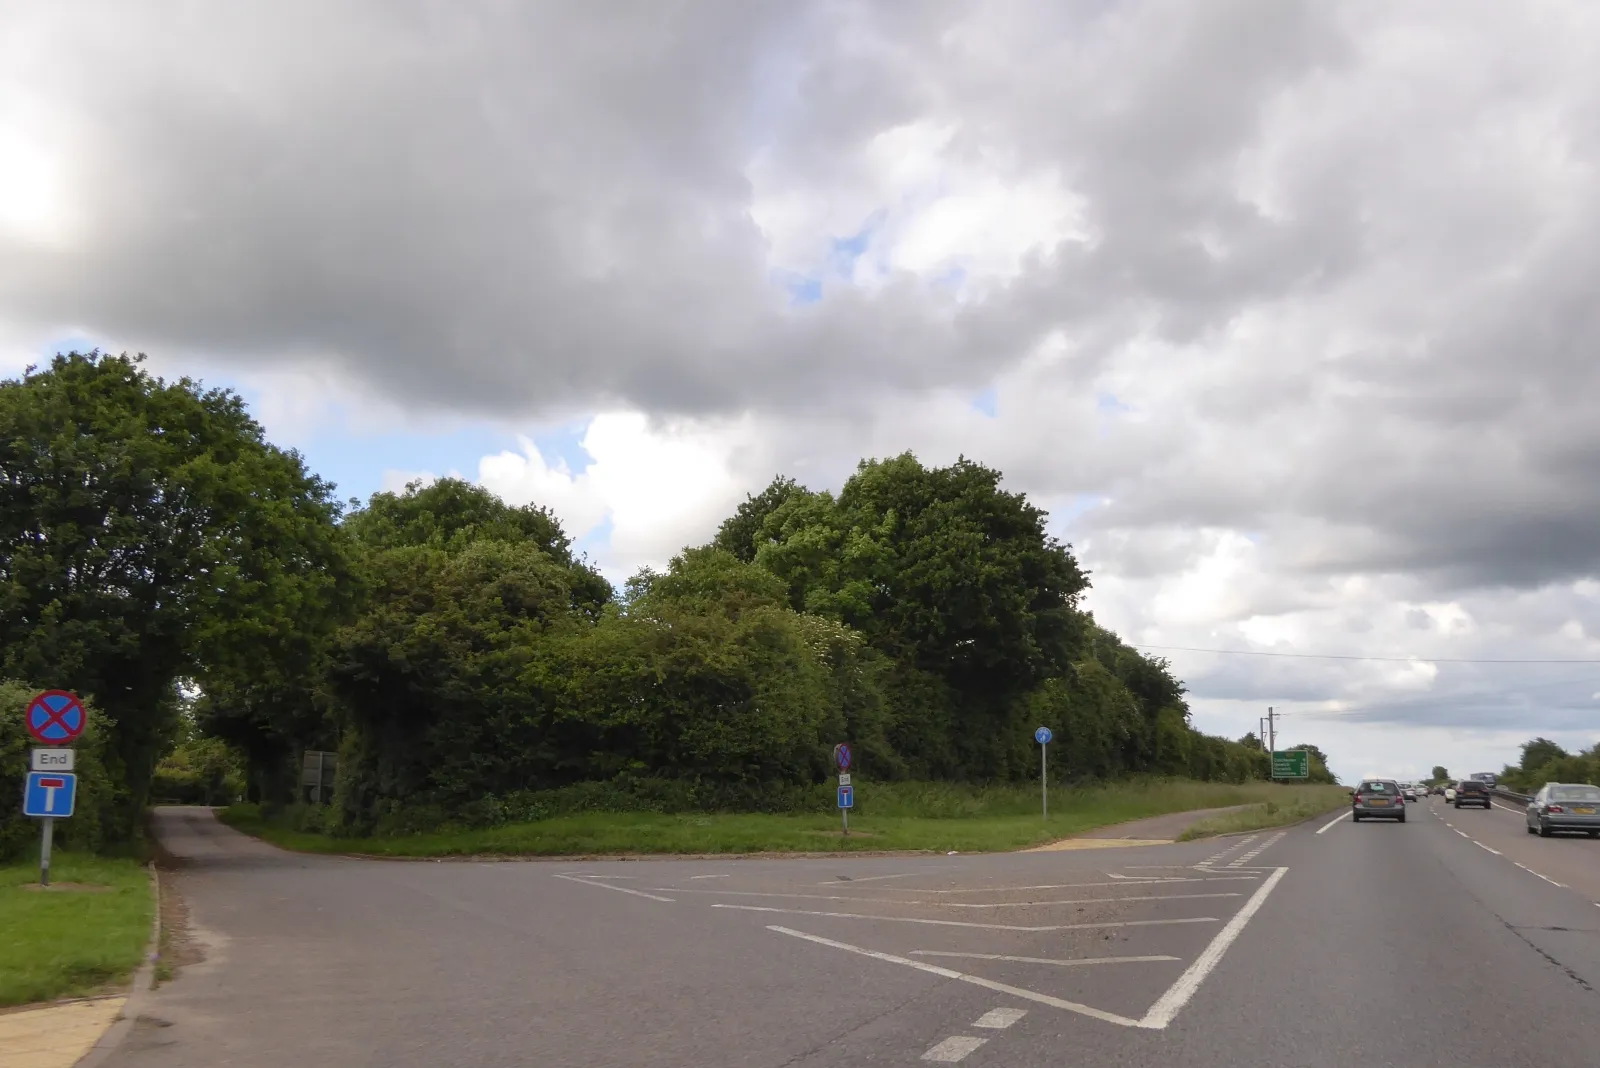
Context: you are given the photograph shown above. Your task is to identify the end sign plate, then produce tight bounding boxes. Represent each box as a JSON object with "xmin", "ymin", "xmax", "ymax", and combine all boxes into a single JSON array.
[{"xmin": 31, "ymin": 748, "xmax": 76, "ymax": 772}]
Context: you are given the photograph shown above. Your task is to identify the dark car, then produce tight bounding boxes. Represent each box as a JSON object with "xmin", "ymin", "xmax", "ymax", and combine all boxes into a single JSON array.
[{"xmin": 1453, "ymin": 779, "xmax": 1491, "ymax": 808}]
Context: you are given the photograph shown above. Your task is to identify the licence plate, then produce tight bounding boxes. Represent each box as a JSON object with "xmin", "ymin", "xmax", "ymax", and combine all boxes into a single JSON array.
[
  {"xmin": 1368, "ymin": 799, "xmax": 1389, "ymax": 806},
  {"xmin": 1575, "ymin": 807, "xmax": 1596, "ymax": 815}
]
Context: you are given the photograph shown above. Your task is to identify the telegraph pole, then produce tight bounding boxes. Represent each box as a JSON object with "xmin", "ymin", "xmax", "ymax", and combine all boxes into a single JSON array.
[{"xmin": 1266, "ymin": 706, "xmax": 1277, "ymax": 781}]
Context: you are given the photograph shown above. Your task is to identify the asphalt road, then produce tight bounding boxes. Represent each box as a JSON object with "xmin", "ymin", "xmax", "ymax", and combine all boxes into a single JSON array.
[{"xmin": 106, "ymin": 804, "xmax": 1600, "ymax": 1067}]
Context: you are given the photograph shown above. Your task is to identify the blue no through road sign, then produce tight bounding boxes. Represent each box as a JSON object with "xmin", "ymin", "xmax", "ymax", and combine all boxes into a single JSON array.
[
  {"xmin": 24, "ymin": 771, "xmax": 77, "ymax": 818},
  {"xmin": 1035, "ymin": 726, "xmax": 1053, "ymax": 745},
  {"xmin": 837, "ymin": 784, "xmax": 854, "ymax": 809}
]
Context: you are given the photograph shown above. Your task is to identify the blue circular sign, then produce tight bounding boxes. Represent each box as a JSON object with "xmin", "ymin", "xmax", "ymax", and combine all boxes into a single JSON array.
[
  {"xmin": 27, "ymin": 690, "xmax": 86, "ymax": 744},
  {"xmin": 1034, "ymin": 726, "xmax": 1053, "ymax": 745},
  {"xmin": 833, "ymin": 743, "xmax": 852, "ymax": 770}
]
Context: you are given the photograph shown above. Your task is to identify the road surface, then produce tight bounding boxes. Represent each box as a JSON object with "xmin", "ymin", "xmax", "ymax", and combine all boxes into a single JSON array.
[{"xmin": 107, "ymin": 803, "xmax": 1600, "ymax": 1067}]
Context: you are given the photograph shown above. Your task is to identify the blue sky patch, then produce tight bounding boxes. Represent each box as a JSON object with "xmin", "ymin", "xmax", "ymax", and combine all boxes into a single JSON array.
[{"xmin": 970, "ymin": 386, "xmax": 998, "ymax": 418}]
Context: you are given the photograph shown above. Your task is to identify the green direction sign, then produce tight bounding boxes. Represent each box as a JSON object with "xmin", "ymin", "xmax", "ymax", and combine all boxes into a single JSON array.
[{"xmin": 1271, "ymin": 750, "xmax": 1310, "ymax": 779}]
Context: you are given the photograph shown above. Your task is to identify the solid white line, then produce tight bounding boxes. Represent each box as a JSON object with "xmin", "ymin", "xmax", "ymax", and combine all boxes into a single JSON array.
[
  {"xmin": 560, "ymin": 872, "xmax": 640, "ymax": 879},
  {"xmin": 767, "ymin": 926, "xmax": 1143, "ymax": 1028},
  {"xmin": 1473, "ymin": 841, "xmax": 1502, "ymax": 856},
  {"xmin": 820, "ymin": 872, "xmax": 915, "ymax": 885},
  {"xmin": 551, "ymin": 873, "xmax": 674, "ymax": 902},
  {"xmin": 713, "ymin": 904, "xmax": 1218, "ymax": 932},
  {"xmin": 688, "ymin": 874, "xmax": 730, "ymax": 880},
  {"xmin": 912, "ymin": 951, "xmax": 1180, "ymax": 967},
  {"xmin": 901, "ymin": 877, "xmax": 1257, "ymax": 894},
  {"xmin": 972, "ymin": 1007, "xmax": 1027, "ymax": 1029},
  {"xmin": 1490, "ymin": 801, "xmax": 1524, "ymax": 814},
  {"xmin": 921, "ymin": 1036, "xmax": 987, "ymax": 1062},
  {"xmin": 652, "ymin": 888, "xmax": 921, "ymax": 902},
  {"xmin": 1315, "ymin": 811, "xmax": 1351, "ymax": 834},
  {"xmin": 943, "ymin": 892, "xmax": 1240, "ymax": 909},
  {"xmin": 1138, "ymin": 866, "xmax": 1288, "ymax": 1030}
]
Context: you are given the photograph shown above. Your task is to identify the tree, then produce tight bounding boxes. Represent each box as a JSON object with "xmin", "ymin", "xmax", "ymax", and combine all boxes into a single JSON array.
[
  {"xmin": 711, "ymin": 476, "xmax": 803, "ymax": 562},
  {"xmin": 1238, "ymin": 732, "xmax": 1263, "ymax": 751},
  {"xmin": 1431, "ymin": 765, "xmax": 1450, "ymax": 783},
  {"xmin": 0, "ymin": 352, "xmax": 349, "ymax": 836},
  {"xmin": 1520, "ymin": 738, "xmax": 1569, "ymax": 774}
]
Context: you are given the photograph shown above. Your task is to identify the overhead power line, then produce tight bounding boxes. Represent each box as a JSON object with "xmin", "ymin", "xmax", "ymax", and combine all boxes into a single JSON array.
[{"xmin": 1132, "ymin": 644, "xmax": 1600, "ymax": 665}]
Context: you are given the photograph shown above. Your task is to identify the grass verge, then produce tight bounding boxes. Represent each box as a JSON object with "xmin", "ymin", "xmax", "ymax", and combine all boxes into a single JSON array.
[
  {"xmin": 220, "ymin": 779, "xmax": 1344, "ymax": 858},
  {"xmin": 1176, "ymin": 785, "xmax": 1351, "ymax": 841},
  {"xmin": 0, "ymin": 852, "xmax": 154, "ymax": 1007}
]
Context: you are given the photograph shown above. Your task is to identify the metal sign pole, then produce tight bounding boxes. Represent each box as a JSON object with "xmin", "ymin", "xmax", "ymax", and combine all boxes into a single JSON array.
[
  {"xmin": 40, "ymin": 816, "xmax": 55, "ymax": 887},
  {"xmin": 1041, "ymin": 744, "xmax": 1048, "ymax": 820},
  {"xmin": 842, "ymin": 804, "xmax": 848, "ymax": 837}
]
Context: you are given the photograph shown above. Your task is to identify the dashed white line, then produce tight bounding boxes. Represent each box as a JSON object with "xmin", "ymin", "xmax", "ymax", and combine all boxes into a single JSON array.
[
  {"xmin": 912, "ymin": 951, "xmax": 1179, "ymax": 967},
  {"xmin": 712, "ymin": 904, "xmax": 1219, "ymax": 932},
  {"xmin": 1138, "ymin": 866, "xmax": 1288, "ymax": 1031},
  {"xmin": 1316, "ymin": 811, "xmax": 1351, "ymax": 834},
  {"xmin": 688, "ymin": 874, "xmax": 730, "ymax": 880},
  {"xmin": 900, "ymin": 877, "xmax": 1256, "ymax": 894},
  {"xmin": 1227, "ymin": 831, "xmax": 1286, "ymax": 868},
  {"xmin": 819, "ymin": 872, "xmax": 914, "ymax": 885},
  {"xmin": 943, "ymin": 892, "xmax": 1240, "ymax": 909},
  {"xmin": 767, "ymin": 926, "xmax": 1143, "ymax": 1028},
  {"xmin": 921, "ymin": 1035, "xmax": 987, "ymax": 1061},
  {"xmin": 551, "ymin": 874, "xmax": 674, "ymax": 902},
  {"xmin": 1472, "ymin": 841, "xmax": 1502, "ymax": 856},
  {"xmin": 972, "ymin": 1008, "xmax": 1027, "ymax": 1029}
]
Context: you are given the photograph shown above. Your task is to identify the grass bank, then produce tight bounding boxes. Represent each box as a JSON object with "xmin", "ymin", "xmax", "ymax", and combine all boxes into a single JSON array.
[
  {"xmin": 1176, "ymin": 785, "xmax": 1351, "ymax": 841},
  {"xmin": 0, "ymin": 853, "xmax": 153, "ymax": 1007},
  {"xmin": 220, "ymin": 778, "xmax": 1341, "ymax": 858}
]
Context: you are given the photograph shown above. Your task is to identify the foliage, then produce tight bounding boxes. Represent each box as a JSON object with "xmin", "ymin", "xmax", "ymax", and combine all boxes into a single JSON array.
[
  {"xmin": 0, "ymin": 680, "xmax": 119, "ymax": 860},
  {"xmin": 0, "ymin": 352, "xmax": 348, "ymax": 836},
  {"xmin": 151, "ymin": 736, "xmax": 246, "ymax": 805},
  {"xmin": 1498, "ymin": 738, "xmax": 1598, "ymax": 793},
  {"xmin": 1431, "ymin": 765, "xmax": 1450, "ymax": 782}
]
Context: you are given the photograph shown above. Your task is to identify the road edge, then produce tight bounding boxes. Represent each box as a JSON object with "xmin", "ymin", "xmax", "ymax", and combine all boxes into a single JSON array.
[{"xmin": 75, "ymin": 862, "xmax": 162, "ymax": 1068}]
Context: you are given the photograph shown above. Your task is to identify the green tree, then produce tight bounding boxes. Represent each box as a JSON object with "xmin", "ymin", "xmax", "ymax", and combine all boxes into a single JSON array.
[
  {"xmin": 711, "ymin": 476, "xmax": 803, "ymax": 562},
  {"xmin": 1520, "ymin": 738, "xmax": 1569, "ymax": 773},
  {"xmin": 0, "ymin": 352, "xmax": 349, "ymax": 837},
  {"xmin": 1431, "ymin": 765, "xmax": 1450, "ymax": 782}
]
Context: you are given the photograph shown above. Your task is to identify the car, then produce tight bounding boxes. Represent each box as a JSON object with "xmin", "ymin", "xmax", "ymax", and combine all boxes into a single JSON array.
[
  {"xmin": 1453, "ymin": 779, "xmax": 1491, "ymax": 808},
  {"xmin": 1444, "ymin": 785, "xmax": 1456, "ymax": 802},
  {"xmin": 1401, "ymin": 783, "xmax": 1418, "ymax": 801},
  {"xmin": 1526, "ymin": 783, "xmax": 1600, "ymax": 838},
  {"xmin": 1351, "ymin": 779, "xmax": 1406, "ymax": 822}
]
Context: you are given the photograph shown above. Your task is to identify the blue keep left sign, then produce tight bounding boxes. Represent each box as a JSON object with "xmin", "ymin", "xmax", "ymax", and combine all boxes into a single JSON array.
[{"xmin": 23, "ymin": 772, "xmax": 77, "ymax": 818}]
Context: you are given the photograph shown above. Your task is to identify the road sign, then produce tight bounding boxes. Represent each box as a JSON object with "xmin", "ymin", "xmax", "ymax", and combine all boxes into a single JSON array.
[
  {"xmin": 25, "ymin": 690, "xmax": 86, "ymax": 745},
  {"xmin": 30, "ymin": 748, "xmax": 75, "ymax": 772},
  {"xmin": 837, "ymin": 773, "xmax": 852, "ymax": 787},
  {"xmin": 837, "ymin": 784, "xmax": 854, "ymax": 809},
  {"xmin": 1034, "ymin": 726, "xmax": 1053, "ymax": 745},
  {"xmin": 24, "ymin": 772, "xmax": 77, "ymax": 818},
  {"xmin": 1271, "ymin": 750, "xmax": 1310, "ymax": 779},
  {"xmin": 833, "ymin": 743, "xmax": 852, "ymax": 771}
]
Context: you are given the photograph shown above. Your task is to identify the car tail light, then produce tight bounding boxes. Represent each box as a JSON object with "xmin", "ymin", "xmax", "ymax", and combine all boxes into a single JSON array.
[{"xmin": 1547, "ymin": 805, "xmax": 1564, "ymax": 814}]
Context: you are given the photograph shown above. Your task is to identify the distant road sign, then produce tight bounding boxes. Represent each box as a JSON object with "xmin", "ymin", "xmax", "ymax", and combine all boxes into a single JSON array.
[
  {"xmin": 837, "ymin": 784, "xmax": 854, "ymax": 809},
  {"xmin": 1034, "ymin": 726, "xmax": 1053, "ymax": 745},
  {"xmin": 837, "ymin": 773, "xmax": 852, "ymax": 787},
  {"xmin": 833, "ymin": 743, "xmax": 852, "ymax": 771},
  {"xmin": 24, "ymin": 772, "xmax": 77, "ymax": 818},
  {"xmin": 30, "ymin": 748, "xmax": 76, "ymax": 772},
  {"xmin": 25, "ymin": 690, "xmax": 86, "ymax": 745},
  {"xmin": 1271, "ymin": 750, "xmax": 1310, "ymax": 779}
]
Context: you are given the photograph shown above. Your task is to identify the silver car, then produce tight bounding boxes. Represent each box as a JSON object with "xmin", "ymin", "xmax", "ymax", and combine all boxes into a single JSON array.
[
  {"xmin": 1526, "ymin": 783, "xmax": 1600, "ymax": 838},
  {"xmin": 1352, "ymin": 779, "xmax": 1406, "ymax": 822}
]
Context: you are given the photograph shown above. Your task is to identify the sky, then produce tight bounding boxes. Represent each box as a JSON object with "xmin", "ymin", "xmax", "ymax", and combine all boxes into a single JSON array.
[{"xmin": 4, "ymin": 0, "xmax": 1600, "ymax": 784}]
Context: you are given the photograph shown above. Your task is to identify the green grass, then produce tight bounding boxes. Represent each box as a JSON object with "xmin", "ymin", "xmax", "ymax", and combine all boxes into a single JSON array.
[
  {"xmin": 220, "ymin": 779, "xmax": 1344, "ymax": 858},
  {"xmin": 0, "ymin": 852, "xmax": 154, "ymax": 1007},
  {"xmin": 1176, "ymin": 785, "xmax": 1351, "ymax": 841}
]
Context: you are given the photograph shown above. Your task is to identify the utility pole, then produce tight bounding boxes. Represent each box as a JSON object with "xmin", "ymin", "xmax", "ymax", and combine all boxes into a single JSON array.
[{"xmin": 1266, "ymin": 706, "xmax": 1277, "ymax": 781}]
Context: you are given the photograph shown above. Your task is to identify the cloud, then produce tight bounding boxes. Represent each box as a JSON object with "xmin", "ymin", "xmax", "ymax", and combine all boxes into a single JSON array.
[{"xmin": 7, "ymin": 1, "xmax": 1600, "ymax": 780}]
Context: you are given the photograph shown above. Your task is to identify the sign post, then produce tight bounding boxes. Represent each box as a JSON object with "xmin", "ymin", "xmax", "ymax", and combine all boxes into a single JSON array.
[
  {"xmin": 833, "ymin": 743, "xmax": 853, "ymax": 836},
  {"xmin": 1270, "ymin": 750, "xmax": 1310, "ymax": 780},
  {"xmin": 1034, "ymin": 727, "xmax": 1053, "ymax": 819},
  {"xmin": 23, "ymin": 690, "xmax": 86, "ymax": 887}
]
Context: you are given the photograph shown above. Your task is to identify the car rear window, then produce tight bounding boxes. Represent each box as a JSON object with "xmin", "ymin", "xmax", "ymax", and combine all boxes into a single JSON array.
[
  {"xmin": 1358, "ymin": 782, "xmax": 1391, "ymax": 792},
  {"xmin": 1458, "ymin": 781, "xmax": 1485, "ymax": 790},
  {"xmin": 1550, "ymin": 785, "xmax": 1600, "ymax": 801}
]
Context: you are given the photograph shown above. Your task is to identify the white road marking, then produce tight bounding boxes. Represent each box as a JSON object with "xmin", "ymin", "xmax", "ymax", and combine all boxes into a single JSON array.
[
  {"xmin": 1491, "ymin": 801, "xmax": 1524, "ymax": 814},
  {"xmin": 688, "ymin": 874, "xmax": 730, "ymax": 880},
  {"xmin": 900, "ymin": 877, "xmax": 1256, "ymax": 894},
  {"xmin": 652, "ymin": 888, "xmax": 922, "ymax": 902},
  {"xmin": 921, "ymin": 1036, "xmax": 987, "ymax": 1062},
  {"xmin": 1453, "ymin": 829, "xmax": 1470, "ymax": 838},
  {"xmin": 943, "ymin": 892, "xmax": 1240, "ymax": 909},
  {"xmin": 912, "ymin": 951, "xmax": 1180, "ymax": 967},
  {"xmin": 818, "ymin": 872, "xmax": 914, "ymax": 885},
  {"xmin": 768, "ymin": 926, "xmax": 1144, "ymax": 1028},
  {"xmin": 551, "ymin": 873, "xmax": 674, "ymax": 902},
  {"xmin": 1473, "ymin": 841, "xmax": 1502, "ymax": 855},
  {"xmin": 560, "ymin": 872, "xmax": 640, "ymax": 879},
  {"xmin": 972, "ymin": 1007, "xmax": 1027, "ymax": 1029},
  {"xmin": 1226, "ymin": 832, "xmax": 1286, "ymax": 868},
  {"xmin": 1513, "ymin": 864, "xmax": 1567, "ymax": 888},
  {"xmin": 713, "ymin": 904, "xmax": 1219, "ymax": 932},
  {"xmin": 1315, "ymin": 811, "xmax": 1350, "ymax": 834},
  {"xmin": 1138, "ymin": 866, "xmax": 1288, "ymax": 1030}
]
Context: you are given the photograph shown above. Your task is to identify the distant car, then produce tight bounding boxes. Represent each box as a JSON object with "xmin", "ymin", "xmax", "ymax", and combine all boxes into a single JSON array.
[
  {"xmin": 1401, "ymin": 783, "xmax": 1418, "ymax": 801},
  {"xmin": 1526, "ymin": 783, "xmax": 1600, "ymax": 838},
  {"xmin": 1352, "ymin": 779, "xmax": 1406, "ymax": 822},
  {"xmin": 1444, "ymin": 785, "xmax": 1457, "ymax": 802},
  {"xmin": 1453, "ymin": 780, "xmax": 1491, "ymax": 809}
]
